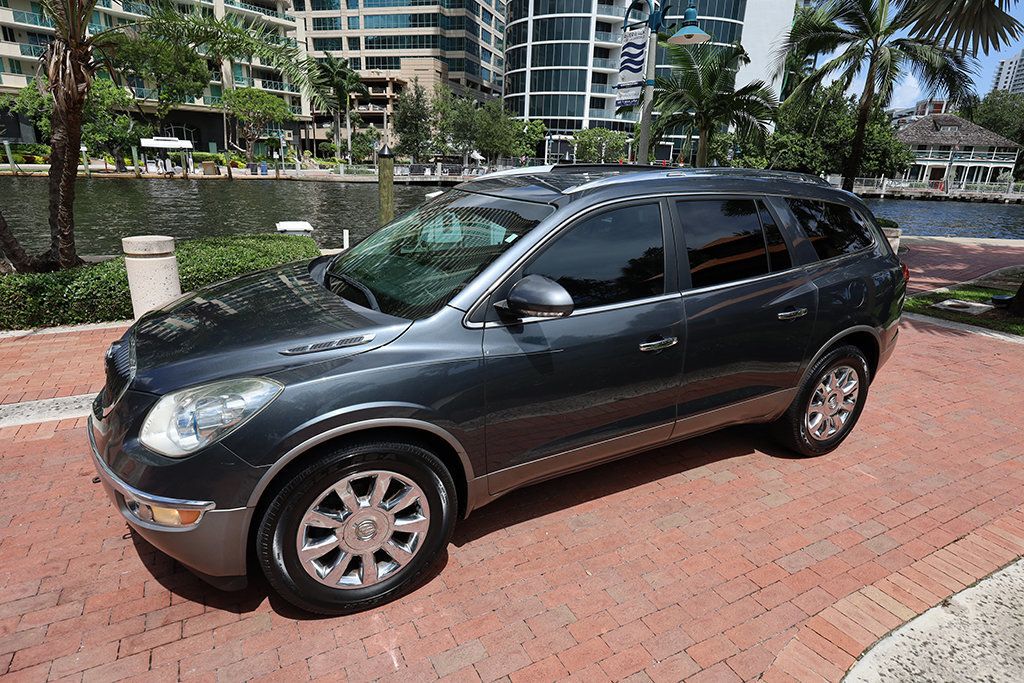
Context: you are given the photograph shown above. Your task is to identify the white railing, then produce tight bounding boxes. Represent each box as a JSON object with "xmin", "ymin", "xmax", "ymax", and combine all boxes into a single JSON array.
[{"xmin": 912, "ymin": 150, "xmax": 1018, "ymax": 162}]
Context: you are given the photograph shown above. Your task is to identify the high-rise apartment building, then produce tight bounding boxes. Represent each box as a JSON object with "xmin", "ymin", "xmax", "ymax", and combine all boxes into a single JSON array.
[
  {"xmin": 294, "ymin": 0, "xmax": 505, "ymax": 151},
  {"xmin": 503, "ymin": 0, "xmax": 794, "ymax": 158},
  {"xmin": 992, "ymin": 49, "xmax": 1024, "ymax": 94},
  {"xmin": 0, "ymin": 0, "xmax": 308, "ymax": 149}
]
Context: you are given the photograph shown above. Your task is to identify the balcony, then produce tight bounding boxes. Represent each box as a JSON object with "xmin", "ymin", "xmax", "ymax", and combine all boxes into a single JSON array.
[
  {"xmin": 12, "ymin": 10, "xmax": 54, "ymax": 28},
  {"xmin": 590, "ymin": 83, "xmax": 614, "ymax": 94},
  {"xmin": 595, "ymin": 4, "xmax": 628, "ymax": 18},
  {"xmin": 912, "ymin": 149, "xmax": 1018, "ymax": 163},
  {"xmin": 225, "ymin": 0, "xmax": 294, "ymax": 22},
  {"xmin": 97, "ymin": 0, "xmax": 112, "ymax": 6},
  {"xmin": 203, "ymin": 95, "xmax": 222, "ymax": 105},
  {"xmin": 132, "ymin": 86, "xmax": 157, "ymax": 99},
  {"xmin": 88, "ymin": 22, "xmax": 105, "ymax": 33},
  {"xmin": 235, "ymin": 76, "xmax": 255, "ymax": 86},
  {"xmin": 594, "ymin": 31, "xmax": 622, "ymax": 43},
  {"xmin": 120, "ymin": 1, "xmax": 153, "ymax": 15},
  {"xmin": 19, "ymin": 43, "xmax": 46, "ymax": 57},
  {"xmin": 290, "ymin": 104, "xmax": 302, "ymax": 114},
  {"xmin": 592, "ymin": 58, "xmax": 617, "ymax": 70},
  {"xmin": 589, "ymin": 107, "xmax": 610, "ymax": 117},
  {"xmin": 259, "ymin": 79, "xmax": 299, "ymax": 93}
]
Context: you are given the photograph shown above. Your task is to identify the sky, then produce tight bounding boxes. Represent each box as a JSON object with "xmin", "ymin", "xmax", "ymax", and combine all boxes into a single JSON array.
[{"xmin": 889, "ymin": 4, "xmax": 1024, "ymax": 108}]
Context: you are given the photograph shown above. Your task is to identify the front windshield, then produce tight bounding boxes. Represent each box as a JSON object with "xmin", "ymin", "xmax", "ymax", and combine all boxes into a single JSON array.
[{"xmin": 325, "ymin": 190, "xmax": 552, "ymax": 319}]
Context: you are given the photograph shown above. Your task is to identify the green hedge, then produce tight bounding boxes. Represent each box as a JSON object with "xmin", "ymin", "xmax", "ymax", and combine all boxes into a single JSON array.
[{"xmin": 0, "ymin": 234, "xmax": 321, "ymax": 330}]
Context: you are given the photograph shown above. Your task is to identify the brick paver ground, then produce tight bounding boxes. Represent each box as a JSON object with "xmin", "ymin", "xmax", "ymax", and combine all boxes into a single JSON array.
[
  {"xmin": 0, "ymin": 325, "xmax": 128, "ymax": 405},
  {"xmin": 1, "ymin": 315, "xmax": 1022, "ymax": 682},
  {"xmin": 902, "ymin": 236, "xmax": 1024, "ymax": 294}
]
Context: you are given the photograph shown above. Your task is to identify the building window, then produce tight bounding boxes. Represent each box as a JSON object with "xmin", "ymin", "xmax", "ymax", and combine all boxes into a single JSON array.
[
  {"xmin": 309, "ymin": 0, "xmax": 340, "ymax": 8},
  {"xmin": 347, "ymin": 0, "xmax": 358, "ymax": 6},
  {"xmin": 365, "ymin": 56, "xmax": 400, "ymax": 69},
  {"xmin": 312, "ymin": 16, "xmax": 342, "ymax": 30},
  {"xmin": 364, "ymin": 13, "xmax": 439, "ymax": 28},
  {"xmin": 348, "ymin": 37, "xmax": 360, "ymax": 50},
  {"xmin": 312, "ymin": 37, "xmax": 344, "ymax": 50},
  {"xmin": 347, "ymin": 15, "xmax": 360, "ymax": 28}
]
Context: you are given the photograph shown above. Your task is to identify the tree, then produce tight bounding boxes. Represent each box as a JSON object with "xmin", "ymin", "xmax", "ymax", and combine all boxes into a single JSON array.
[
  {"xmin": 966, "ymin": 90, "xmax": 1024, "ymax": 145},
  {"xmin": 779, "ymin": 0, "xmax": 975, "ymax": 191},
  {"xmin": 350, "ymin": 127, "xmax": 380, "ymax": 163},
  {"xmin": 393, "ymin": 78, "xmax": 432, "ymax": 162},
  {"xmin": 222, "ymin": 87, "xmax": 292, "ymax": 162},
  {"xmin": 315, "ymin": 56, "xmax": 367, "ymax": 164},
  {"xmin": 473, "ymin": 99, "xmax": 518, "ymax": 163},
  {"xmin": 894, "ymin": 0, "xmax": 1022, "ymax": 54},
  {"xmin": 432, "ymin": 85, "xmax": 478, "ymax": 164},
  {"xmin": 572, "ymin": 127, "xmax": 629, "ymax": 162},
  {"xmin": 512, "ymin": 119, "xmax": 547, "ymax": 160},
  {"xmin": 652, "ymin": 43, "xmax": 777, "ymax": 167},
  {"xmin": 0, "ymin": 1, "xmax": 318, "ymax": 273},
  {"xmin": 109, "ymin": 33, "xmax": 208, "ymax": 132}
]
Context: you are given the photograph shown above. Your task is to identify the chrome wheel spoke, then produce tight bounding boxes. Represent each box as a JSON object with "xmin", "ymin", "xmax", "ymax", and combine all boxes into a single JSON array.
[
  {"xmin": 385, "ymin": 486, "xmax": 418, "ymax": 514},
  {"xmin": 303, "ymin": 509, "xmax": 344, "ymax": 529},
  {"xmin": 369, "ymin": 473, "xmax": 392, "ymax": 508},
  {"xmin": 805, "ymin": 365, "xmax": 860, "ymax": 443},
  {"xmin": 393, "ymin": 515, "xmax": 429, "ymax": 534},
  {"xmin": 299, "ymin": 535, "xmax": 340, "ymax": 563},
  {"xmin": 334, "ymin": 482, "xmax": 362, "ymax": 514},
  {"xmin": 322, "ymin": 552, "xmax": 351, "ymax": 585},
  {"xmin": 360, "ymin": 552, "xmax": 379, "ymax": 585}
]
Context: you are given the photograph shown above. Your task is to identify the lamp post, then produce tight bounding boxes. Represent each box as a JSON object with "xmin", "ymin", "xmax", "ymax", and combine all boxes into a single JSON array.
[{"xmin": 630, "ymin": 0, "xmax": 710, "ymax": 164}]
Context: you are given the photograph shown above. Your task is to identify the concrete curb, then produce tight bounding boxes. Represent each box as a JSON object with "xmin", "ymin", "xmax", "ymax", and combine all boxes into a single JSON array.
[
  {"xmin": 0, "ymin": 394, "xmax": 94, "ymax": 428},
  {"xmin": 0, "ymin": 320, "xmax": 131, "ymax": 340},
  {"xmin": 902, "ymin": 313, "xmax": 1024, "ymax": 347}
]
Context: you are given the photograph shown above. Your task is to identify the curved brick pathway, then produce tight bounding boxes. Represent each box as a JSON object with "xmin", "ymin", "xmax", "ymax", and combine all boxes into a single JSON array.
[
  {"xmin": 902, "ymin": 236, "xmax": 1024, "ymax": 294},
  {"xmin": 0, "ymin": 315, "xmax": 1021, "ymax": 682}
]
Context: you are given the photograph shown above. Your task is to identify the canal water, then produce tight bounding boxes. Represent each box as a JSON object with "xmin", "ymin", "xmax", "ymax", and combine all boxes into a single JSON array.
[{"xmin": 3, "ymin": 177, "xmax": 1024, "ymax": 255}]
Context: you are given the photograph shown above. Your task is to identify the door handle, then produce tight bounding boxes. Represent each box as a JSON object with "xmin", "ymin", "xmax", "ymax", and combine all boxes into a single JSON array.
[
  {"xmin": 777, "ymin": 307, "xmax": 809, "ymax": 321},
  {"xmin": 639, "ymin": 336, "xmax": 678, "ymax": 352}
]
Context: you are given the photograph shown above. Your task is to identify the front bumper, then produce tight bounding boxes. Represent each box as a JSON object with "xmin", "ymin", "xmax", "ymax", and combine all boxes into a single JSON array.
[{"xmin": 89, "ymin": 417, "xmax": 252, "ymax": 589}]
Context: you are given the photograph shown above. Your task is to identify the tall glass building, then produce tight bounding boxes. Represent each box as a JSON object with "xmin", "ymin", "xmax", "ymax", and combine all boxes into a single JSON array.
[{"xmin": 503, "ymin": 0, "xmax": 794, "ymax": 157}]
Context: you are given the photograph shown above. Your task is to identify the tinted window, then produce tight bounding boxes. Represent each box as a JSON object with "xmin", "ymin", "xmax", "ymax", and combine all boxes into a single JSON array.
[
  {"xmin": 786, "ymin": 199, "xmax": 874, "ymax": 260},
  {"xmin": 758, "ymin": 200, "xmax": 792, "ymax": 272},
  {"xmin": 677, "ymin": 199, "xmax": 769, "ymax": 289},
  {"xmin": 526, "ymin": 203, "xmax": 665, "ymax": 308}
]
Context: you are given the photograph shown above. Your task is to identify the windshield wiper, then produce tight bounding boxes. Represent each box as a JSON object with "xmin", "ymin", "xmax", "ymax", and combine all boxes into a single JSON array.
[{"xmin": 324, "ymin": 270, "xmax": 381, "ymax": 312}]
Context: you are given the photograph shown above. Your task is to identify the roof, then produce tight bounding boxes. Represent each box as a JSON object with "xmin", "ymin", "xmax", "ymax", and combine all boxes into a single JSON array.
[
  {"xmin": 458, "ymin": 166, "xmax": 833, "ymax": 204},
  {"xmin": 896, "ymin": 114, "xmax": 1020, "ymax": 149}
]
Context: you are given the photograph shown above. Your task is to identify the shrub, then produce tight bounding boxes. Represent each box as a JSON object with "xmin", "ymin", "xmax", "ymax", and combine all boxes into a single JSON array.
[
  {"xmin": 0, "ymin": 234, "xmax": 320, "ymax": 330},
  {"xmin": 876, "ymin": 217, "xmax": 899, "ymax": 230}
]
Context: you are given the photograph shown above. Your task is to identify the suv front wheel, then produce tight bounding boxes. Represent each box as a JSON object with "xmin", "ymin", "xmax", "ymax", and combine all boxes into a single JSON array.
[
  {"xmin": 774, "ymin": 344, "xmax": 870, "ymax": 457},
  {"xmin": 256, "ymin": 439, "xmax": 457, "ymax": 614}
]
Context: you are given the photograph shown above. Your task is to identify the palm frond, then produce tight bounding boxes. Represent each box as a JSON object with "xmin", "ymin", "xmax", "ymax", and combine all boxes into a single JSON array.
[{"xmin": 893, "ymin": 0, "xmax": 1022, "ymax": 54}]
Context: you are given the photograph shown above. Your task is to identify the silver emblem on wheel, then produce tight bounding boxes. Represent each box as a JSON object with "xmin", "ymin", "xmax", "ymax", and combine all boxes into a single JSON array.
[
  {"xmin": 805, "ymin": 365, "xmax": 859, "ymax": 442},
  {"xmin": 296, "ymin": 470, "xmax": 430, "ymax": 589}
]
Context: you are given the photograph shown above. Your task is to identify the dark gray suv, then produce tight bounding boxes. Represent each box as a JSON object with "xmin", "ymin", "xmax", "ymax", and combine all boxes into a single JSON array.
[{"xmin": 89, "ymin": 167, "xmax": 906, "ymax": 614}]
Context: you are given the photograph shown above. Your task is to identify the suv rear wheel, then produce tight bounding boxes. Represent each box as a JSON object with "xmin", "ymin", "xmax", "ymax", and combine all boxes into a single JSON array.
[
  {"xmin": 256, "ymin": 439, "xmax": 457, "ymax": 614},
  {"xmin": 773, "ymin": 344, "xmax": 870, "ymax": 457}
]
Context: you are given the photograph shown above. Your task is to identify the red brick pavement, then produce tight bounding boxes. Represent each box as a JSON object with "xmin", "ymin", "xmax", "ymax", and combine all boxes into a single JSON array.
[
  {"xmin": 0, "ymin": 326, "xmax": 128, "ymax": 405},
  {"xmin": 902, "ymin": 237, "xmax": 1024, "ymax": 294},
  {"xmin": 1, "ymin": 316, "xmax": 1023, "ymax": 682}
]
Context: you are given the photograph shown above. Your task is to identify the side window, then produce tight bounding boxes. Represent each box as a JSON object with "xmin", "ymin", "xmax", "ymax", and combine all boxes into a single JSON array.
[
  {"xmin": 525, "ymin": 203, "xmax": 664, "ymax": 309},
  {"xmin": 786, "ymin": 198, "xmax": 874, "ymax": 260},
  {"xmin": 758, "ymin": 200, "xmax": 792, "ymax": 272},
  {"xmin": 677, "ymin": 198, "xmax": 769, "ymax": 289}
]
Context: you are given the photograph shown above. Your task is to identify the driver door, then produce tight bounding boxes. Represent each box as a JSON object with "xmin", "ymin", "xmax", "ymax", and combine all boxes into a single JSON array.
[{"xmin": 481, "ymin": 199, "xmax": 685, "ymax": 494}]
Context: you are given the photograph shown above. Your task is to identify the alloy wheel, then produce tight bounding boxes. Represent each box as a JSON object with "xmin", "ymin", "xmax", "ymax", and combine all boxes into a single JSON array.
[
  {"xmin": 295, "ymin": 470, "xmax": 430, "ymax": 589},
  {"xmin": 805, "ymin": 365, "xmax": 859, "ymax": 442}
]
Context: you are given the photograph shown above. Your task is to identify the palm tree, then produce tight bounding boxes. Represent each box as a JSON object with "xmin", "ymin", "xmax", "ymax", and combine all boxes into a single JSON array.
[
  {"xmin": 894, "ymin": 0, "xmax": 1022, "ymax": 55},
  {"xmin": 316, "ymin": 57, "xmax": 368, "ymax": 164},
  {"xmin": 779, "ymin": 0, "xmax": 976, "ymax": 192},
  {"xmin": 0, "ymin": 1, "xmax": 319, "ymax": 272},
  {"xmin": 652, "ymin": 44, "xmax": 778, "ymax": 167}
]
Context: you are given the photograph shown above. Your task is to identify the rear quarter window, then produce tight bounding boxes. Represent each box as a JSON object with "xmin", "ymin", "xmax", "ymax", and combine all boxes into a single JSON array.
[{"xmin": 785, "ymin": 198, "xmax": 874, "ymax": 260}]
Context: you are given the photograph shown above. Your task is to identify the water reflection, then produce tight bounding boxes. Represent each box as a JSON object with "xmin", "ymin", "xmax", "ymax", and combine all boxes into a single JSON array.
[
  {"xmin": 864, "ymin": 198, "xmax": 1024, "ymax": 240},
  {"xmin": 0, "ymin": 176, "xmax": 431, "ymax": 254}
]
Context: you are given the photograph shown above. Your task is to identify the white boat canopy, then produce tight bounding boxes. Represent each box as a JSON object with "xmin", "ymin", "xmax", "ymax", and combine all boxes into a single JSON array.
[{"xmin": 140, "ymin": 137, "xmax": 194, "ymax": 150}]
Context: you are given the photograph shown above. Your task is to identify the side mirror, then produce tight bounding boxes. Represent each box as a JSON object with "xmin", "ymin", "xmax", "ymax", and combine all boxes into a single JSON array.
[{"xmin": 497, "ymin": 274, "xmax": 574, "ymax": 319}]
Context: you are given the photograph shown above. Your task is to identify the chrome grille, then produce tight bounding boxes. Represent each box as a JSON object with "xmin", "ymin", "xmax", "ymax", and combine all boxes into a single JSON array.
[{"xmin": 95, "ymin": 334, "xmax": 136, "ymax": 417}]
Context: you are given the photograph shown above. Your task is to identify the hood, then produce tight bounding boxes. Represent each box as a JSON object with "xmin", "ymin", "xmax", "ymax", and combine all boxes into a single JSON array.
[{"xmin": 130, "ymin": 259, "xmax": 411, "ymax": 394}]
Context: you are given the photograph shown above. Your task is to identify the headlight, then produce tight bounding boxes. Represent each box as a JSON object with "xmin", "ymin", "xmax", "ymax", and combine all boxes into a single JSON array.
[{"xmin": 140, "ymin": 377, "xmax": 283, "ymax": 457}]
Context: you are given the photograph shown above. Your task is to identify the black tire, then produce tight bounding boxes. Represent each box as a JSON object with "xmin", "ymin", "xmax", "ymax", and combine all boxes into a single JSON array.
[
  {"xmin": 772, "ymin": 344, "xmax": 870, "ymax": 457},
  {"xmin": 256, "ymin": 439, "xmax": 457, "ymax": 615}
]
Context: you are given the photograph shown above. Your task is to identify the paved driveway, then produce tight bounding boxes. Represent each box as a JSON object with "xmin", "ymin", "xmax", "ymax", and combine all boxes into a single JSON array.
[{"xmin": 1, "ymin": 317, "xmax": 1023, "ymax": 682}]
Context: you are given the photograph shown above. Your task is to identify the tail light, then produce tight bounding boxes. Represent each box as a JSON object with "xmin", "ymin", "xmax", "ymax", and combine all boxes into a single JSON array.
[{"xmin": 900, "ymin": 262, "xmax": 910, "ymax": 284}]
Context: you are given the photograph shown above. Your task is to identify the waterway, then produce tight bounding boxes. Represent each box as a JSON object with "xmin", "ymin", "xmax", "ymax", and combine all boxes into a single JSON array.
[{"xmin": 2, "ymin": 177, "xmax": 1024, "ymax": 255}]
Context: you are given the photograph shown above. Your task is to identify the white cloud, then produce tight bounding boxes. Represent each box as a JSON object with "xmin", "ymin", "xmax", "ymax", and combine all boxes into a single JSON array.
[{"xmin": 890, "ymin": 74, "xmax": 923, "ymax": 109}]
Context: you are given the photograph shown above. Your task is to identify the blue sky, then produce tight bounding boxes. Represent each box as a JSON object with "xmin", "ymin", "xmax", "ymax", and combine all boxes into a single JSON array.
[{"xmin": 889, "ymin": 4, "xmax": 1024, "ymax": 107}]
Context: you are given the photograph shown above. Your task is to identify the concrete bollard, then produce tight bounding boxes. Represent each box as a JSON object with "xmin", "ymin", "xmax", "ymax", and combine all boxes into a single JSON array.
[{"xmin": 122, "ymin": 236, "xmax": 182, "ymax": 319}]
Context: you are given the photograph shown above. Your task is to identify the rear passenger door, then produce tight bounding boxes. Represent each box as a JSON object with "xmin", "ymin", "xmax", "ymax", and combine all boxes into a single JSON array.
[{"xmin": 672, "ymin": 196, "xmax": 817, "ymax": 422}]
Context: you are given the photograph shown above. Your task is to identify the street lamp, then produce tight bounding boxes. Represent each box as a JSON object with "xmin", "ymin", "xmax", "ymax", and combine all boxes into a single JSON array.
[{"xmin": 630, "ymin": 0, "xmax": 710, "ymax": 164}]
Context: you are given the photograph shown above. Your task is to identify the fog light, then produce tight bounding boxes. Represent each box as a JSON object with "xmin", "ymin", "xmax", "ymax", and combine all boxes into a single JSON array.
[{"xmin": 127, "ymin": 499, "xmax": 203, "ymax": 527}]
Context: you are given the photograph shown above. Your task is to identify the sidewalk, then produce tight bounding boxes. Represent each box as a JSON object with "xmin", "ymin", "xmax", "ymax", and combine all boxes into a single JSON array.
[
  {"xmin": 1, "ymin": 245, "xmax": 1023, "ymax": 681},
  {"xmin": 901, "ymin": 235, "xmax": 1024, "ymax": 293}
]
